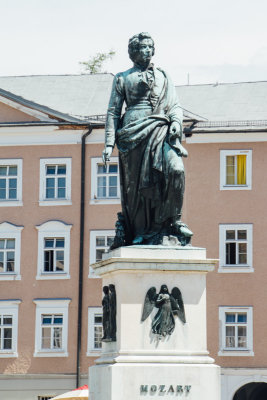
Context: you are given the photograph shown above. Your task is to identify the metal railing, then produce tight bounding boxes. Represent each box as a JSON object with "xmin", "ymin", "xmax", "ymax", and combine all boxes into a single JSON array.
[
  {"xmin": 80, "ymin": 114, "xmax": 267, "ymax": 129},
  {"xmin": 195, "ymin": 120, "xmax": 267, "ymax": 128},
  {"xmin": 79, "ymin": 114, "xmax": 107, "ymax": 122}
]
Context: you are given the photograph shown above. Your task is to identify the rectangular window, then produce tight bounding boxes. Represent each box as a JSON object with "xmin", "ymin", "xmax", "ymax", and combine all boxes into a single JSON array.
[
  {"xmin": 97, "ymin": 164, "xmax": 118, "ymax": 198},
  {"xmin": 0, "ymin": 222, "xmax": 23, "ymax": 280},
  {"xmin": 219, "ymin": 307, "xmax": 253, "ymax": 356},
  {"xmin": 44, "ymin": 238, "xmax": 65, "ymax": 272},
  {"xmin": 93, "ymin": 313, "xmax": 103, "ymax": 349},
  {"xmin": 41, "ymin": 314, "xmax": 63, "ymax": 350},
  {"xmin": 0, "ymin": 165, "xmax": 18, "ymax": 200},
  {"xmin": 87, "ymin": 307, "xmax": 103, "ymax": 355},
  {"xmin": 226, "ymin": 155, "xmax": 246, "ymax": 185},
  {"xmin": 0, "ymin": 300, "xmax": 20, "ymax": 357},
  {"xmin": 91, "ymin": 158, "xmax": 120, "ymax": 204},
  {"xmin": 225, "ymin": 229, "xmax": 247, "ymax": 265},
  {"xmin": 39, "ymin": 158, "xmax": 71, "ymax": 205},
  {"xmin": 0, "ymin": 160, "xmax": 22, "ymax": 206},
  {"xmin": 225, "ymin": 312, "xmax": 247, "ymax": 349},
  {"xmin": 36, "ymin": 221, "xmax": 71, "ymax": 280},
  {"xmin": 95, "ymin": 235, "xmax": 114, "ymax": 262},
  {"xmin": 34, "ymin": 299, "xmax": 70, "ymax": 357},
  {"xmin": 89, "ymin": 230, "xmax": 115, "ymax": 277},
  {"xmin": 220, "ymin": 150, "xmax": 252, "ymax": 190},
  {"xmin": 0, "ymin": 239, "xmax": 15, "ymax": 272},
  {"xmin": 45, "ymin": 165, "xmax": 66, "ymax": 200},
  {"xmin": 219, "ymin": 224, "xmax": 253, "ymax": 273},
  {"xmin": 0, "ymin": 314, "xmax": 13, "ymax": 350}
]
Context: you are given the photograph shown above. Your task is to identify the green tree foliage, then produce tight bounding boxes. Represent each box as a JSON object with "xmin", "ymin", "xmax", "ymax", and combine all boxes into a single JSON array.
[{"xmin": 80, "ymin": 50, "xmax": 115, "ymax": 74}]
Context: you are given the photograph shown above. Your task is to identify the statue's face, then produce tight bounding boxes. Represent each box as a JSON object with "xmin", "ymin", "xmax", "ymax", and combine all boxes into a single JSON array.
[
  {"xmin": 162, "ymin": 285, "xmax": 168, "ymax": 293},
  {"xmin": 135, "ymin": 38, "xmax": 154, "ymax": 65}
]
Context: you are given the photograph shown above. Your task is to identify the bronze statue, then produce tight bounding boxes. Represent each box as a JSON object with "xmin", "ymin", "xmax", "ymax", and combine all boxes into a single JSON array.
[
  {"xmin": 103, "ymin": 32, "xmax": 192, "ymax": 246},
  {"xmin": 102, "ymin": 286, "xmax": 110, "ymax": 341},
  {"xmin": 101, "ymin": 284, "xmax": 117, "ymax": 342},
  {"xmin": 109, "ymin": 284, "xmax": 116, "ymax": 341},
  {"xmin": 141, "ymin": 285, "xmax": 186, "ymax": 338}
]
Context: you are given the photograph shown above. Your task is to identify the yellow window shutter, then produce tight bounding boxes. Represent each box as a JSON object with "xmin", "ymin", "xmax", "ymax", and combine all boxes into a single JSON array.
[{"xmin": 237, "ymin": 155, "xmax": 246, "ymax": 185}]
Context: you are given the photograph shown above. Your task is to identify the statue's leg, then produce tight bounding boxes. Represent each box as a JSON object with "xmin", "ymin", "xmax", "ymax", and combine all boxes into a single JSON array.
[
  {"xmin": 161, "ymin": 142, "xmax": 193, "ymax": 244},
  {"xmin": 119, "ymin": 145, "xmax": 149, "ymax": 244},
  {"xmin": 158, "ymin": 142, "xmax": 185, "ymax": 221}
]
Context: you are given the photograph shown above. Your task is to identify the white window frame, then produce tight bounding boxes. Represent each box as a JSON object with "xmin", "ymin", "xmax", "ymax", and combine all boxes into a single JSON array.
[
  {"xmin": 87, "ymin": 307, "xmax": 103, "ymax": 356},
  {"xmin": 43, "ymin": 238, "xmax": 65, "ymax": 274},
  {"xmin": 90, "ymin": 157, "xmax": 120, "ymax": 204},
  {"xmin": 36, "ymin": 221, "xmax": 72, "ymax": 280},
  {"xmin": 218, "ymin": 306, "xmax": 253, "ymax": 356},
  {"xmin": 220, "ymin": 150, "xmax": 252, "ymax": 190},
  {"xmin": 219, "ymin": 224, "xmax": 253, "ymax": 273},
  {"xmin": 0, "ymin": 299, "xmax": 21, "ymax": 357},
  {"xmin": 39, "ymin": 158, "xmax": 72, "ymax": 206},
  {"xmin": 89, "ymin": 230, "xmax": 115, "ymax": 277},
  {"xmin": 0, "ymin": 222, "xmax": 23, "ymax": 280},
  {"xmin": 33, "ymin": 298, "xmax": 70, "ymax": 357},
  {"xmin": 0, "ymin": 159, "xmax": 23, "ymax": 206}
]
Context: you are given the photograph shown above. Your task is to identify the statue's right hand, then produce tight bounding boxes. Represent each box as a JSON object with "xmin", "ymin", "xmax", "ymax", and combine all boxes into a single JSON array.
[{"xmin": 102, "ymin": 146, "xmax": 113, "ymax": 164}]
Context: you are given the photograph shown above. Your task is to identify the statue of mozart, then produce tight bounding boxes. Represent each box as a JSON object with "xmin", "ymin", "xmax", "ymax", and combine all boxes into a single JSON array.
[{"xmin": 102, "ymin": 32, "xmax": 192, "ymax": 247}]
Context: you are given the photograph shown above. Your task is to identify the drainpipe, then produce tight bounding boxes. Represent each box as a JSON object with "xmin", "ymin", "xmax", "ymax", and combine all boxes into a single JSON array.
[
  {"xmin": 76, "ymin": 122, "xmax": 105, "ymax": 388},
  {"xmin": 76, "ymin": 126, "xmax": 93, "ymax": 388},
  {"xmin": 76, "ymin": 123, "xmax": 105, "ymax": 387}
]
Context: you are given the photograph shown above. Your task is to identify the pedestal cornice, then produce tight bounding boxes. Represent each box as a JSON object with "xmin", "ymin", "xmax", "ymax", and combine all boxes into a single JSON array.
[{"xmin": 92, "ymin": 245, "xmax": 218, "ymax": 276}]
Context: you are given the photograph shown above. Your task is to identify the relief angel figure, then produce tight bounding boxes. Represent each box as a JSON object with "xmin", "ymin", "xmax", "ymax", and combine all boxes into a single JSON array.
[{"xmin": 141, "ymin": 284, "xmax": 186, "ymax": 338}]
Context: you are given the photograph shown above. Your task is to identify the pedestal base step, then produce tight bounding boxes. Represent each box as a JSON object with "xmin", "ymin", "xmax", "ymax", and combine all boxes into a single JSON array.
[{"xmin": 89, "ymin": 363, "xmax": 221, "ymax": 400}]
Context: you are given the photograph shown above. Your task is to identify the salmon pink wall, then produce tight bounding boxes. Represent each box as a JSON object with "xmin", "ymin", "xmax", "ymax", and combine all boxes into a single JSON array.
[
  {"xmin": 185, "ymin": 140, "xmax": 267, "ymax": 367},
  {"xmin": 0, "ymin": 102, "xmax": 39, "ymax": 122}
]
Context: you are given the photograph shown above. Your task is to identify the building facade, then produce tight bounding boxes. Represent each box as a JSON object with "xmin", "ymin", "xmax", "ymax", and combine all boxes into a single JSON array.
[
  {"xmin": 180, "ymin": 81, "xmax": 267, "ymax": 400},
  {"xmin": 0, "ymin": 76, "xmax": 266, "ymax": 400}
]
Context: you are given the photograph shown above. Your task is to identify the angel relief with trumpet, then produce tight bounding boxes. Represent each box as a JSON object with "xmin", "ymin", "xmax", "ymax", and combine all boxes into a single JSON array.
[{"xmin": 141, "ymin": 285, "xmax": 186, "ymax": 338}]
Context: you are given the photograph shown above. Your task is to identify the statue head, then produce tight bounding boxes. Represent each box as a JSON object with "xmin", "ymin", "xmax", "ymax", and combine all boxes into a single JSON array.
[
  {"xmin": 109, "ymin": 284, "xmax": 115, "ymax": 292},
  {"xmin": 128, "ymin": 32, "xmax": 155, "ymax": 64},
  {"xmin": 103, "ymin": 285, "xmax": 109, "ymax": 295},
  {"xmin": 159, "ymin": 284, "xmax": 169, "ymax": 294}
]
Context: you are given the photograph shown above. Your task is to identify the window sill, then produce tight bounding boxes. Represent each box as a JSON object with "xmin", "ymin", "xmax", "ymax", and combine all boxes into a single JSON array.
[
  {"xmin": 90, "ymin": 198, "xmax": 120, "ymax": 205},
  {"xmin": 218, "ymin": 266, "xmax": 254, "ymax": 273},
  {"xmin": 0, "ymin": 274, "xmax": 21, "ymax": 281},
  {"xmin": 220, "ymin": 185, "xmax": 251, "ymax": 191},
  {"xmin": 218, "ymin": 350, "xmax": 254, "ymax": 357},
  {"xmin": 36, "ymin": 273, "xmax": 70, "ymax": 280},
  {"xmin": 0, "ymin": 200, "xmax": 23, "ymax": 207},
  {"xmin": 39, "ymin": 200, "xmax": 72, "ymax": 206},
  {"xmin": 0, "ymin": 352, "xmax": 18, "ymax": 358},
  {"xmin": 86, "ymin": 350, "xmax": 102, "ymax": 357},
  {"xmin": 34, "ymin": 351, "xmax": 69, "ymax": 358}
]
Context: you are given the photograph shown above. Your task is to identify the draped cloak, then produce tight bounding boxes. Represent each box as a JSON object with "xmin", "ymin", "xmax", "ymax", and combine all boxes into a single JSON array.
[{"xmin": 105, "ymin": 65, "xmax": 185, "ymax": 244}]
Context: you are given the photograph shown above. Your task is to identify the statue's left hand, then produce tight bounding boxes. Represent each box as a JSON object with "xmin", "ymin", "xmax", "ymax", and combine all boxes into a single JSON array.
[
  {"xmin": 169, "ymin": 122, "xmax": 188, "ymax": 158},
  {"xmin": 169, "ymin": 121, "xmax": 181, "ymax": 140}
]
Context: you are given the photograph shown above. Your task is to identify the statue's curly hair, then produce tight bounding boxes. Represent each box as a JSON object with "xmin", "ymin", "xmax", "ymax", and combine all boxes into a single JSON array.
[{"xmin": 128, "ymin": 32, "xmax": 155, "ymax": 62}]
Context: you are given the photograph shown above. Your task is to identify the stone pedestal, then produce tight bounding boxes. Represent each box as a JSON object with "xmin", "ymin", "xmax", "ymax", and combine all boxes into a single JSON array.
[{"xmin": 89, "ymin": 246, "xmax": 221, "ymax": 400}]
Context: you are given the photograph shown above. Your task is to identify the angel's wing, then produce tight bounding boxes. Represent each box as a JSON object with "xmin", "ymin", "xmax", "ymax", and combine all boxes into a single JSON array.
[
  {"xmin": 141, "ymin": 287, "xmax": 157, "ymax": 322},
  {"xmin": 170, "ymin": 287, "xmax": 186, "ymax": 324}
]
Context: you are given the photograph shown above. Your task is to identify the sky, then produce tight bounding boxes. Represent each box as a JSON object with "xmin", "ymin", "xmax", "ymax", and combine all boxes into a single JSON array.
[{"xmin": 0, "ymin": 0, "xmax": 267, "ymax": 85}]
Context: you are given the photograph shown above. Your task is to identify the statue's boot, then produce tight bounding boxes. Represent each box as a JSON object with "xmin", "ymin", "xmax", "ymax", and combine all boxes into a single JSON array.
[
  {"xmin": 171, "ymin": 218, "xmax": 193, "ymax": 245},
  {"xmin": 132, "ymin": 235, "xmax": 144, "ymax": 244}
]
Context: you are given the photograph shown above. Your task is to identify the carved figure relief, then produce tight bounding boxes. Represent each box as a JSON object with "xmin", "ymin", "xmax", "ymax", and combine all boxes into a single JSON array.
[
  {"xmin": 141, "ymin": 284, "xmax": 185, "ymax": 338},
  {"xmin": 102, "ymin": 284, "xmax": 117, "ymax": 342}
]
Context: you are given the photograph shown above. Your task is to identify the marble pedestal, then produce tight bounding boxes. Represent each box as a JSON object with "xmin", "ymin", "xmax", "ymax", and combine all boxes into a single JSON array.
[{"xmin": 89, "ymin": 246, "xmax": 221, "ymax": 400}]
